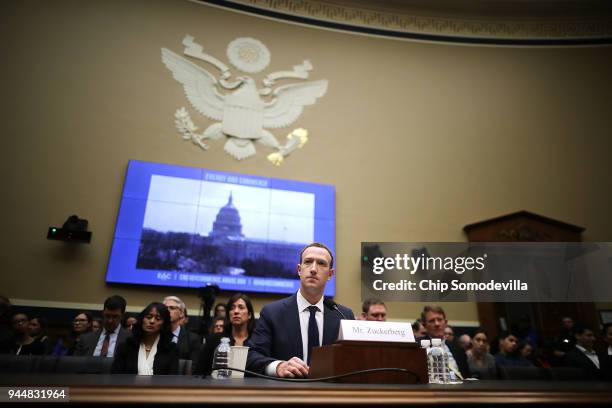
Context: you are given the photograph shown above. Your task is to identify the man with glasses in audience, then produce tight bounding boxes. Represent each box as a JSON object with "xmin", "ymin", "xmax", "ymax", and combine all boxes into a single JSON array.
[
  {"xmin": 74, "ymin": 295, "xmax": 130, "ymax": 357},
  {"xmin": 163, "ymin": 296, "xmax": 202, "ymax": 362}
]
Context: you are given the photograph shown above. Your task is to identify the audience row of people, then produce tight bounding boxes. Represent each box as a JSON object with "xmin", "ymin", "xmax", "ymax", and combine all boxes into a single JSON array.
[
  {"xmin": 0, "ymin": 293, "xmax": 255, "ymax": 376},
  {"xmin": 355, "ymin": 298, "xmax": 612, "ymax": 381},
  {"xmin": 1, "ymin": 292, "xmax": 611, "ymax": 380}
]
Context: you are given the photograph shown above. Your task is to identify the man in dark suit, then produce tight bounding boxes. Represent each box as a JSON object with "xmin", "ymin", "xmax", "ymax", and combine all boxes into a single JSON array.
[
  {"xmin": 417, "ymin": 305, "xmax": 470, "ymax": 379},
  {"xmin": 247, "ymin": 242, "xmax": 354, "ymax": 378},
  {"xmin": 565, "ymin": 323, "xmax": 608, "ymax": 380},
  {"xmin": 74, "ymin": 295, "xmax": 131, "ymax": 357},
  {"xmin": 163, "ymin": 295, "xmax": 202, "ymax": 362}
]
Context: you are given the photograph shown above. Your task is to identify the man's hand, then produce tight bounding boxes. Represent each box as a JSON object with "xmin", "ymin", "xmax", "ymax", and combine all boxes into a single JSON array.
[{"xmin": 276, "ymin": 357, "xmax": 309, "ymax": 378}]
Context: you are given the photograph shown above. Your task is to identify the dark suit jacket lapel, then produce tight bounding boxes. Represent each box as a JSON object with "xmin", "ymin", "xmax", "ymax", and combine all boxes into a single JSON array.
[
  {"xmin": 176, "ymin": 327, "xmax": 187, "ymax": 355},
  {"xmin": 94, "ymin": 331, "xmax": 102, "ymax": 344},
  {"xmin": 90, "ymin": 331, "xmax": 103, "ymax": 355},
  {"xmin": 579, "ymin": 350, "xmax": 600, "ymax": 371},
  {"xmin": 283, "ymin": 295, "xmax": 303, "ymax": 360},
  {"xmin": 322, "ymin": 304, "xmax": 339, "ymax": 345},
  {"xmin": 87, "ymin": 329, "xmax": 104, "ymax": 356}
]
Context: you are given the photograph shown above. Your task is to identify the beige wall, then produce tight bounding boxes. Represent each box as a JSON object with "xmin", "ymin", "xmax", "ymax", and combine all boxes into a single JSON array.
[{"xmin": 2, "ymin": 0, "xmax": 611, "ymax": 324}]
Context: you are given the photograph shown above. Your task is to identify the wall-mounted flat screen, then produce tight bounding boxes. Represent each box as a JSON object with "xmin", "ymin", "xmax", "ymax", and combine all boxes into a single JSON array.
[{"xmin": 106, "ymin": 160, "xmax": 336, "ymax": 295}]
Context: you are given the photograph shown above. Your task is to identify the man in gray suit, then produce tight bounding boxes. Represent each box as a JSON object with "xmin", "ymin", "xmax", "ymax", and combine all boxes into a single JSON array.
[{"xmin": 74, "ymin": 295, "xmax": 130, "ymax": 357}]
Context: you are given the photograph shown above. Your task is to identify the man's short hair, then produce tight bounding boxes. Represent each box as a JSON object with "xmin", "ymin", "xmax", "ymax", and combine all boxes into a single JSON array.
[
  {"xmin": 362, "ymin": 298, "xmax": 385, "ymax": 314},
  {"xmin": 9, "ymin": 308, "xmax": 28, "ymax": 322},
  {"xmin": 412, "ymin": 320, "xmax": 423, "ymax": 332},
  {"xmin": 499, "ymin": 330, "xmax": 518, "ymax": 340},
  {"xmin": 163, "ymin": 295, "xmax": 186, "ymax": 314},
  {"xmin": 420, "ymin": 305, "xmax": 446, "ymax": 322},
  {"xmin": 299, "ymin": 242, "xmax": 334, "ymax": 268},
  {"xmin": 103, "ymin": 295, "xmax": 127, "ymax": 314},
  {"xmin": 573, "ymin": 322, "xmax": 593, "ymax": 336}
]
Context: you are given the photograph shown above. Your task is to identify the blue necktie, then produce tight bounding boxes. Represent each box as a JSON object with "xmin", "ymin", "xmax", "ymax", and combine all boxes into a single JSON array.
[{"xmin": 307, "ymin": 305, "xmax": 319, "ymax": 365}]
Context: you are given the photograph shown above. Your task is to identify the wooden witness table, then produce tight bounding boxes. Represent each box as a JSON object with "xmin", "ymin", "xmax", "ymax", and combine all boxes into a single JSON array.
[{"xmin": 1, "ymin": 375, "xmax": 612, "ymax": 405}]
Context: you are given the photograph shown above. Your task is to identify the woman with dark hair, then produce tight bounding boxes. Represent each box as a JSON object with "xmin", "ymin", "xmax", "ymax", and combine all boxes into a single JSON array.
[
  {"xmin": 194, "ymin": 293, "xmax": 256, "ymax": 376},
  {"xmin": 466, "ymin": 328, "xmax": 496, "ymax": 379},
  {"xmin": 111, "ymin": 302, "xmax": 179, "ymax": 375}
]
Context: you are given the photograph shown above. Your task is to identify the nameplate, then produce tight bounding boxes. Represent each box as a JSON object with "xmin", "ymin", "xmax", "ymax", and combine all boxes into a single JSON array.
[{"xmin": 338, "ymin": 320, "xmax": 415, "ymax": 342}]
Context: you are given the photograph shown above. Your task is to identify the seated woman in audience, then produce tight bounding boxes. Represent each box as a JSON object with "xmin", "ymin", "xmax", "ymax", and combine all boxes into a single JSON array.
[
  {"xmin": 0, "ymin": 311, "xmax": 44, "ymax": 355},
  {"xmin": 466, "ymin": 328, "xmax": 496, "ymax": 379},
  {"xmin": 194, "ymin": 293, "xmax": 255, "ymax": 376},
  {"xmin": 54, "ymin": 311, "xmax": 92, "ymax": 356},
  {"xmin": 28, "ymin": 316, "xmax": 52, "ymax": 354},
  {"xmin": 111, "ymin": 302, "xmax": 178, "ymax": 375}
]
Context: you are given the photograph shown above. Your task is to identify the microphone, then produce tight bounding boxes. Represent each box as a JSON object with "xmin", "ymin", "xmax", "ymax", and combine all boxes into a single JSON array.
[{"xmin": 323, "ymin": 298, "xmax": 348, "ymax": 320}]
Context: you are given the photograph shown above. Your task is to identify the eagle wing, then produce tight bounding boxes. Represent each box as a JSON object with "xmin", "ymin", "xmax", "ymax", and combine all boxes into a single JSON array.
[
  {"xmin": 263, "ymin": 80, "xmax": 328, "ymax": 129},
  {"xmin": 161, "ymin": 48, "xmax": 224, "ymax": 121}
]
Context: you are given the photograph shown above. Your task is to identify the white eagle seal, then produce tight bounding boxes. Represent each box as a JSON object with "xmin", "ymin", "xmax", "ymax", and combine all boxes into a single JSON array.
[{"xmin": 161, "ymin": 35, "xmax": 328, "ymax": 164}]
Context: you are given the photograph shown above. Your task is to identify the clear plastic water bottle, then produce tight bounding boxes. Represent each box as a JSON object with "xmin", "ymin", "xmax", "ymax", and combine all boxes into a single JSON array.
[
  {"xmin": 430, "ymin": 338, "xmax": 448, "ymax": 384},
  {"xmin": 440, "ymin": 342, "xmax": 452, "ymax": 383},
  {"xmin": 420, "ymin": 339, "xmax": 433, "ymax": 383},
  {"xmin": 211, "ymin": 337, "xmax": 232, "ymax": 379}
]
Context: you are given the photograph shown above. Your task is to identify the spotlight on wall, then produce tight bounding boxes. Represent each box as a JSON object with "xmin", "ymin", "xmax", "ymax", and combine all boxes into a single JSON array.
[{"xmin": 47, "ymin": 215, "xmax": 92, "ymax": 243}]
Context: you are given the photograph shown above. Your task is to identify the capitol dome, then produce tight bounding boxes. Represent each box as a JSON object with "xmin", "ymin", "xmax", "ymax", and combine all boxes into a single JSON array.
[{"xmin": 210, "ymin": 193, "xmax": 244, "ymax": 239}]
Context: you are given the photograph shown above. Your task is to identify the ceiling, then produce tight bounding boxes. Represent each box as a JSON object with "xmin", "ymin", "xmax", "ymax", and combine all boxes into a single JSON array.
[{"xmin": 197, "ymin": 0, "xmax": 612, "ymax": 45}]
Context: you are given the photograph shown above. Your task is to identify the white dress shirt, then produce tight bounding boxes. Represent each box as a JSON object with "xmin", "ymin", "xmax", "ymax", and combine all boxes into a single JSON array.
[
  {"xmin": 93, "ymin": 324, "xmax": 121, "ymax": 358},
  {"xmin": 265, "ymin": 291, "xmax": 324, "ymax": 377},
  {"xmin": 442, "ymin": 340, "xmax": 462, "ymax": 380},
  {"xmin": 137, "ymin": 335, "xmax": 159, "ymax": 375},
  {"xmin": 576, "ymin": 345, "xmax": 600, "ymax": 369},
  {"xmin": 296, "ymin": 290, "xmax": 324, "ymax": 363}
]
